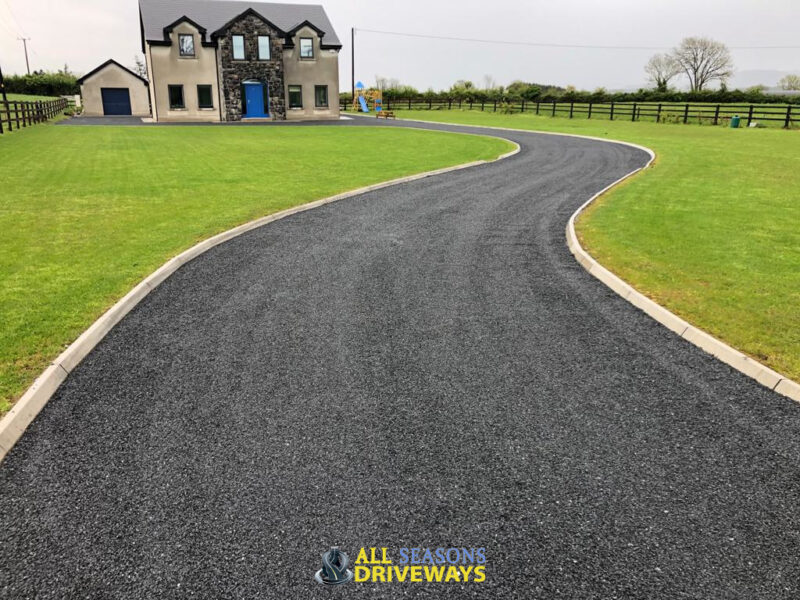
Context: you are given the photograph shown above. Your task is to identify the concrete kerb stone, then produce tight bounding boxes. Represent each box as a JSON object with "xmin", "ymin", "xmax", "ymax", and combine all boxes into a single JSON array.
[
  {"xmin": 0, "ymin": 136, "xmax": 520, "ymax": 463},
  {"xmin": 384, "ymin": 113, "xmax": 800, "ymax": 406}
]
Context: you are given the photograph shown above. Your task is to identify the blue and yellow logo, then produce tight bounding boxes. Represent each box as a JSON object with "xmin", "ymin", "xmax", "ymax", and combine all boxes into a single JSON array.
[{"xmin": 316, "ymin": 546, "xmax": 487, "ymax": 584}]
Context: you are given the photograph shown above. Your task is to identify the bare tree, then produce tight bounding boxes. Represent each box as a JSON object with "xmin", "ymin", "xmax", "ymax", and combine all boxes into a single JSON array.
[
  {"xmin": 671, "ymin": 37, "xmax": 733, "ymax": 92},
  {"xmin": 133, "ymin": 55, "xmax": 148, "ymax": 79},
  {"xmin": 645, "ymin": 53, "xmax": 681, "ymax": 92},
  {"xmin": 778, "ymin": 74, "xmax": 800, "ymax": 91},
  {"xmin": 482, "ymin": 74, "xmax": 496, "ymax": 90}
]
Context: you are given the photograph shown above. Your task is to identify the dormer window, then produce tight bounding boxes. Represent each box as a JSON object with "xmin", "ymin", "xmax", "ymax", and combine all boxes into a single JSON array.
[
  {"xmin": 299, "ymin": 37, "xmax": 314, "ymax": 59},
  {"xmin": 232, "ymin": 35, "xmax": 245, "ymax": 60},
  {"xmin": 179, "ymin": 34, "xmax": 195, "ymax": 57},
  {"xmin": 258, "ymin": 35, "xmax": 270, "ymax": 60}
]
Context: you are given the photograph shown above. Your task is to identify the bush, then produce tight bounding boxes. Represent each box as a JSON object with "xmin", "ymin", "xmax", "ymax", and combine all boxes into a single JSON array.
[{"xmin": 4, "ymin": 72, "xmax": 79, "ymax": 96}]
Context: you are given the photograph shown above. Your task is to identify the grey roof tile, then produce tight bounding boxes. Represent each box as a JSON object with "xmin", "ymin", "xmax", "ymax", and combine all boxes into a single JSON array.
[{"xmin": 139, "ymin": 0, "xmax": 341, "ymax": 47}]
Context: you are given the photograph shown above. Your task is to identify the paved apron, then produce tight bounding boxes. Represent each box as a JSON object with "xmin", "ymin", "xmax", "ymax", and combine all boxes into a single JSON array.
[{"xmin": 2, "ymin": 119, "xmax": 799, "ymax": 599}]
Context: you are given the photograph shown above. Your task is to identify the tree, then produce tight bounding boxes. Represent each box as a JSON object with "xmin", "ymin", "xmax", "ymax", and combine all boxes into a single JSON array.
[
  {"xmin": 645, "ymin": 53, "xmax": 680, "ymax": 92},
  {"xmin": 778, "ymin": 74, "xmax": 800, "ymax": 91},
  {"xmin": 670, "ymin": 37, "xmax": 734, "ymax": 92},
  {"xmin": 506, "ymin": 81, "xmax": 541, "ymax": 101},
  {"xmin": 133, "ymin": 55, "xmax": 148, "ymax": 79},
  {"xmin": 482, "ymin": 75, "xmax": 496, "ymax": 90}
]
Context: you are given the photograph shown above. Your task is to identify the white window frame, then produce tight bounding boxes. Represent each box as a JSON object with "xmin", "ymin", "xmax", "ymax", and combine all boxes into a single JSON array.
[
  {"xmin": 258, "ymin": 35, "xmax": 271, "ymax": 60},
  {"xmin": 232, "ymin": 35, "xmax": 246, "ymax": 60}
]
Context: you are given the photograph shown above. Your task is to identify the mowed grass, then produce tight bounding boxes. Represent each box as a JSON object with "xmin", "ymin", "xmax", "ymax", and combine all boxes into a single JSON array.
[
  {"xmin": 4, "ymin": 93, "xmax": 60, "ymax": 102},
  {"xmin": 387, "ymin": 110, "xmax": 800, "ymax": 381},
  {"xmin": 0, "ymin": 123, "xmax": 512, "ymax": 414}
]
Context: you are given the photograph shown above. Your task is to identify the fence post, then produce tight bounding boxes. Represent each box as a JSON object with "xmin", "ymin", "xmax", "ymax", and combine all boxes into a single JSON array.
[
  {"xmin": 535, "ymin": 102, "xmax": 540, "ymax": 115},
  {"xmin": 469, "ymin": 99, "xmax": 473, "ymax": 111},
  {"xmin": 747, "ymin": 104, "xmax": 754, "ymax": 127},
  {"xmin": 683, "ymin": 103, "xmax": 689, "ymax": 124},
  {"xmin": 493, "ymin": 100, "xmax": 497, "ymax": 112},
  {"xmin": 631, "ymin": 102, "xmax": 637, "ymax": 122},
  {"xmin": 569, "ymin": 102, "xmax": 574, "ymax": 118},
  {"xmin": 3, "ymin": 98, "xmax": 11, "ymax": 132},
  {"xmin": 713, "ymin": 104, "xmax": 721, "ymax": 126},
  {"xmin": 448, "ymin": 98, "xmax": 452, "ymax": 110},
  {"xmin": 428, "ymin": 99, "xmax": 432, "ymax": 110},
  {"xmin": 588, "ymin": 102, "xmax": 593, "ymax": 119},
  {"xmin": 14, "ymin": 102, "xmax": 20, "ymax": 128},
  {"xmin": 552, "ymin": 101, "xmax": 556, "ymax": 117},
  {"xmin": 610, "ymin": 102, "xmax": 615, "ymax": 121},
  {"xmin": 785, "ymin": 105, "xmax": 793, "ymax": 129},
  {"xmin": 481, "ymin": 100, "xmax": 485, "ymax": 111},
  {"xmin": 521, "ymin": 100, "xmax": 525, "ymax": 113}
]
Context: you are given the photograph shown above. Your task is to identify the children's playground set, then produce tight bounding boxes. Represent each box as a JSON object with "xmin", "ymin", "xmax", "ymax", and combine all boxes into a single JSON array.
[{"xmin": 352, "ymin": 81, "xmax": 395, "ymax": 119}]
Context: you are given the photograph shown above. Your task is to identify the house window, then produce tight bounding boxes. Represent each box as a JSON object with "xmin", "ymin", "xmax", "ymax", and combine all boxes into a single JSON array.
[
  {"xmin": 258, "ymin": 36, "xmax": 270, "ymax": 60},
  {"xmin": 288, "ymin": 85, "xmax": 303, "ymax": 109},
  {"xmin": 179, "ymin": 34, "xmax": 195, "ymax": 57},
  {"xmin": 197, "ymin": 85, "xmax": 214, "ymax": 109},
  {"xmin": 168, "ymin": 85, "xmax": 185, "ymax": 109},
  {"xmin": 232, "ymin": 35, "xmax": 245, "ymax": 60},
  {"xmin": 299, "ymin": 37, "xmax": 314, "ymax": 58},
  {"xmin": 314, "ymin": 85, "xmax": 328, "ymax": 108}
]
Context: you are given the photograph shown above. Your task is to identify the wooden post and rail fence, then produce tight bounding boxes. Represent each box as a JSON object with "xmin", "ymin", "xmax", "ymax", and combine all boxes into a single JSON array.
[
  {"xmin": 0, "ymin": 97, "xmax": 69, "ymax": 135},
  {"xmin": 342, "ymin": 98, "xmax": 799, "ymax": 128}
]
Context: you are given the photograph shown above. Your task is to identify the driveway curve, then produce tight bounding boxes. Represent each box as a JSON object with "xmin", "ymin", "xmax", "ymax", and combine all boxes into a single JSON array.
[{"xmin": 2, "ymin": 120, "xmax": 799, "ymax": 599}]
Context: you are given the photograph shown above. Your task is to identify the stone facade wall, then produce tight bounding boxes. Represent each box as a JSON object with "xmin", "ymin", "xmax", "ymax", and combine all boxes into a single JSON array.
[{"xmin": 216, "ymin": 14, "xmax": 286, "ymax": 120}]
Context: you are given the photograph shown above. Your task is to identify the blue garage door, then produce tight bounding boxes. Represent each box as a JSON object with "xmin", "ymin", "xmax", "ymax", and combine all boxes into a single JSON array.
[{"xmin": 101, "ymin": 88, "xmax": 132, "ymax": 115}]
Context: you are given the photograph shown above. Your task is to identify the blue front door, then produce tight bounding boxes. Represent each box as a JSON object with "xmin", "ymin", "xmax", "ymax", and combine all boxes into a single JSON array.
[{"xmin": 244, "ymin": 83, "xmax": 268, "ymax": 118}]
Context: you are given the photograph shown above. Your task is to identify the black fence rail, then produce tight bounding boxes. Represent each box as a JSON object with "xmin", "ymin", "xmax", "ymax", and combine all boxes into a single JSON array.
[
  {"xmin": 0, "ymin": 97, "xmax": 69, "ymax": 135},
  {"xmin": 343, "ymin": 98, "xmax": 799, "ymax": 128}
]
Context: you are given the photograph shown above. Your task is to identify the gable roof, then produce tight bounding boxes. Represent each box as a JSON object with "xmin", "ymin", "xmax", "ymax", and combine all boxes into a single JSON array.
[
  {"xmin": 139, "ymin": 0, "xmax": 341, "ymax": 48},
  {"xmin": 77, "ymin": 59, "xmax": 149, "ymax": 85}
]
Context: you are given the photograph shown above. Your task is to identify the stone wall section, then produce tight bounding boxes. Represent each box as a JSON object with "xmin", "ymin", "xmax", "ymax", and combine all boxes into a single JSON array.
[{"xmin": 216, "ymin": 14, "xmax": 286, "ymax": 120}]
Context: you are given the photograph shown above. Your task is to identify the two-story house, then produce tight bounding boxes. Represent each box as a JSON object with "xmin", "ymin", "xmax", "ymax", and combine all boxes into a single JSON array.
[{"xmin": 137, "ymin": 0, "xmax": 341, "ymax": 122}]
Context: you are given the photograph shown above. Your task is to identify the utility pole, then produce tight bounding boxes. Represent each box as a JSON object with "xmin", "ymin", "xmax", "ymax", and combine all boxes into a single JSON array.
[
  {"xmin": 351, "ymin": 27, "xmax": 355, "ymax": 101},
  {"xmin": 18, "ymin": 38, "xmax": 31, "ymax": 75}
]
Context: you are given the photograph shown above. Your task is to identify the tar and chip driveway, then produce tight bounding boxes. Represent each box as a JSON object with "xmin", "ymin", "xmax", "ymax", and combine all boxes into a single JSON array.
[{"xmin": 2, "ymin": 120, "xmax": 799, "ymax": 599}]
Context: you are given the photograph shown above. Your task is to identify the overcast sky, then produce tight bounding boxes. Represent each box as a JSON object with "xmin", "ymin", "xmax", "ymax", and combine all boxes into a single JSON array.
[{"xmin": 1, "ymin": 0, "xmax": 798, "ymax": 91}]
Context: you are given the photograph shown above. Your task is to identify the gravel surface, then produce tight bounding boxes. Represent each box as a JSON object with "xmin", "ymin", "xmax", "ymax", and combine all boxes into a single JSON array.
[{"xmin": 2, "ymin": 119, "xmax": 799, "ymax": 599}]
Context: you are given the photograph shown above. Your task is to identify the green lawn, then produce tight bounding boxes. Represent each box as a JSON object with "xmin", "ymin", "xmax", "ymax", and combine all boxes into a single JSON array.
[
  {"xmin": 4, "ymin": 93, "xmax": 60, "ymax": 102},
  {"xmin": 385, "ymin": 110, "xmax": 800, "ymax": 382},
  {"xmin": 0, "ymin": 122, "xmax": 512, "ymax": 414}
]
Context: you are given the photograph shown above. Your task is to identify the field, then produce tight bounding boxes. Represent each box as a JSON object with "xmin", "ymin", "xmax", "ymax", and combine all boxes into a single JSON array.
[
  {"xmin": 0, "ymin": 122, "xmax": 512, "ymax": 414},
  {"xmin": 3, "ymin": 93, "xmax": 60, "ymax": 102},
  {"xmin": 349, "ymin": 101, "xmax": 799, "ymax": 129},
  {"xmin": 382, "ymin": 109, "xmax": 800, "ymax": 382}
]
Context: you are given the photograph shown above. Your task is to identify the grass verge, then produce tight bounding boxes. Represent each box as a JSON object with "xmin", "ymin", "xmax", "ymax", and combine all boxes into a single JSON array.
[
  {"xmin": 0, "ymin": 122, "xmax": 512, "ymax": 414},
  {"xmin": 387, "ymin": 109, "xmax": 800, "ymax": 382},
  {"xmin": 3, "ymin": 94, "xmax": 60, "ymax": 102}
]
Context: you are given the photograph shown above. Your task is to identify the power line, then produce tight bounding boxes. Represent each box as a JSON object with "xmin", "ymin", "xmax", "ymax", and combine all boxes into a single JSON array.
[
  {"xmin": 2, "ymin": 0, "xmax": 27, "ymax": 37},
  {"xmin": 355, "ymin": 28, "xmax": 800, "ymax": 51}
]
